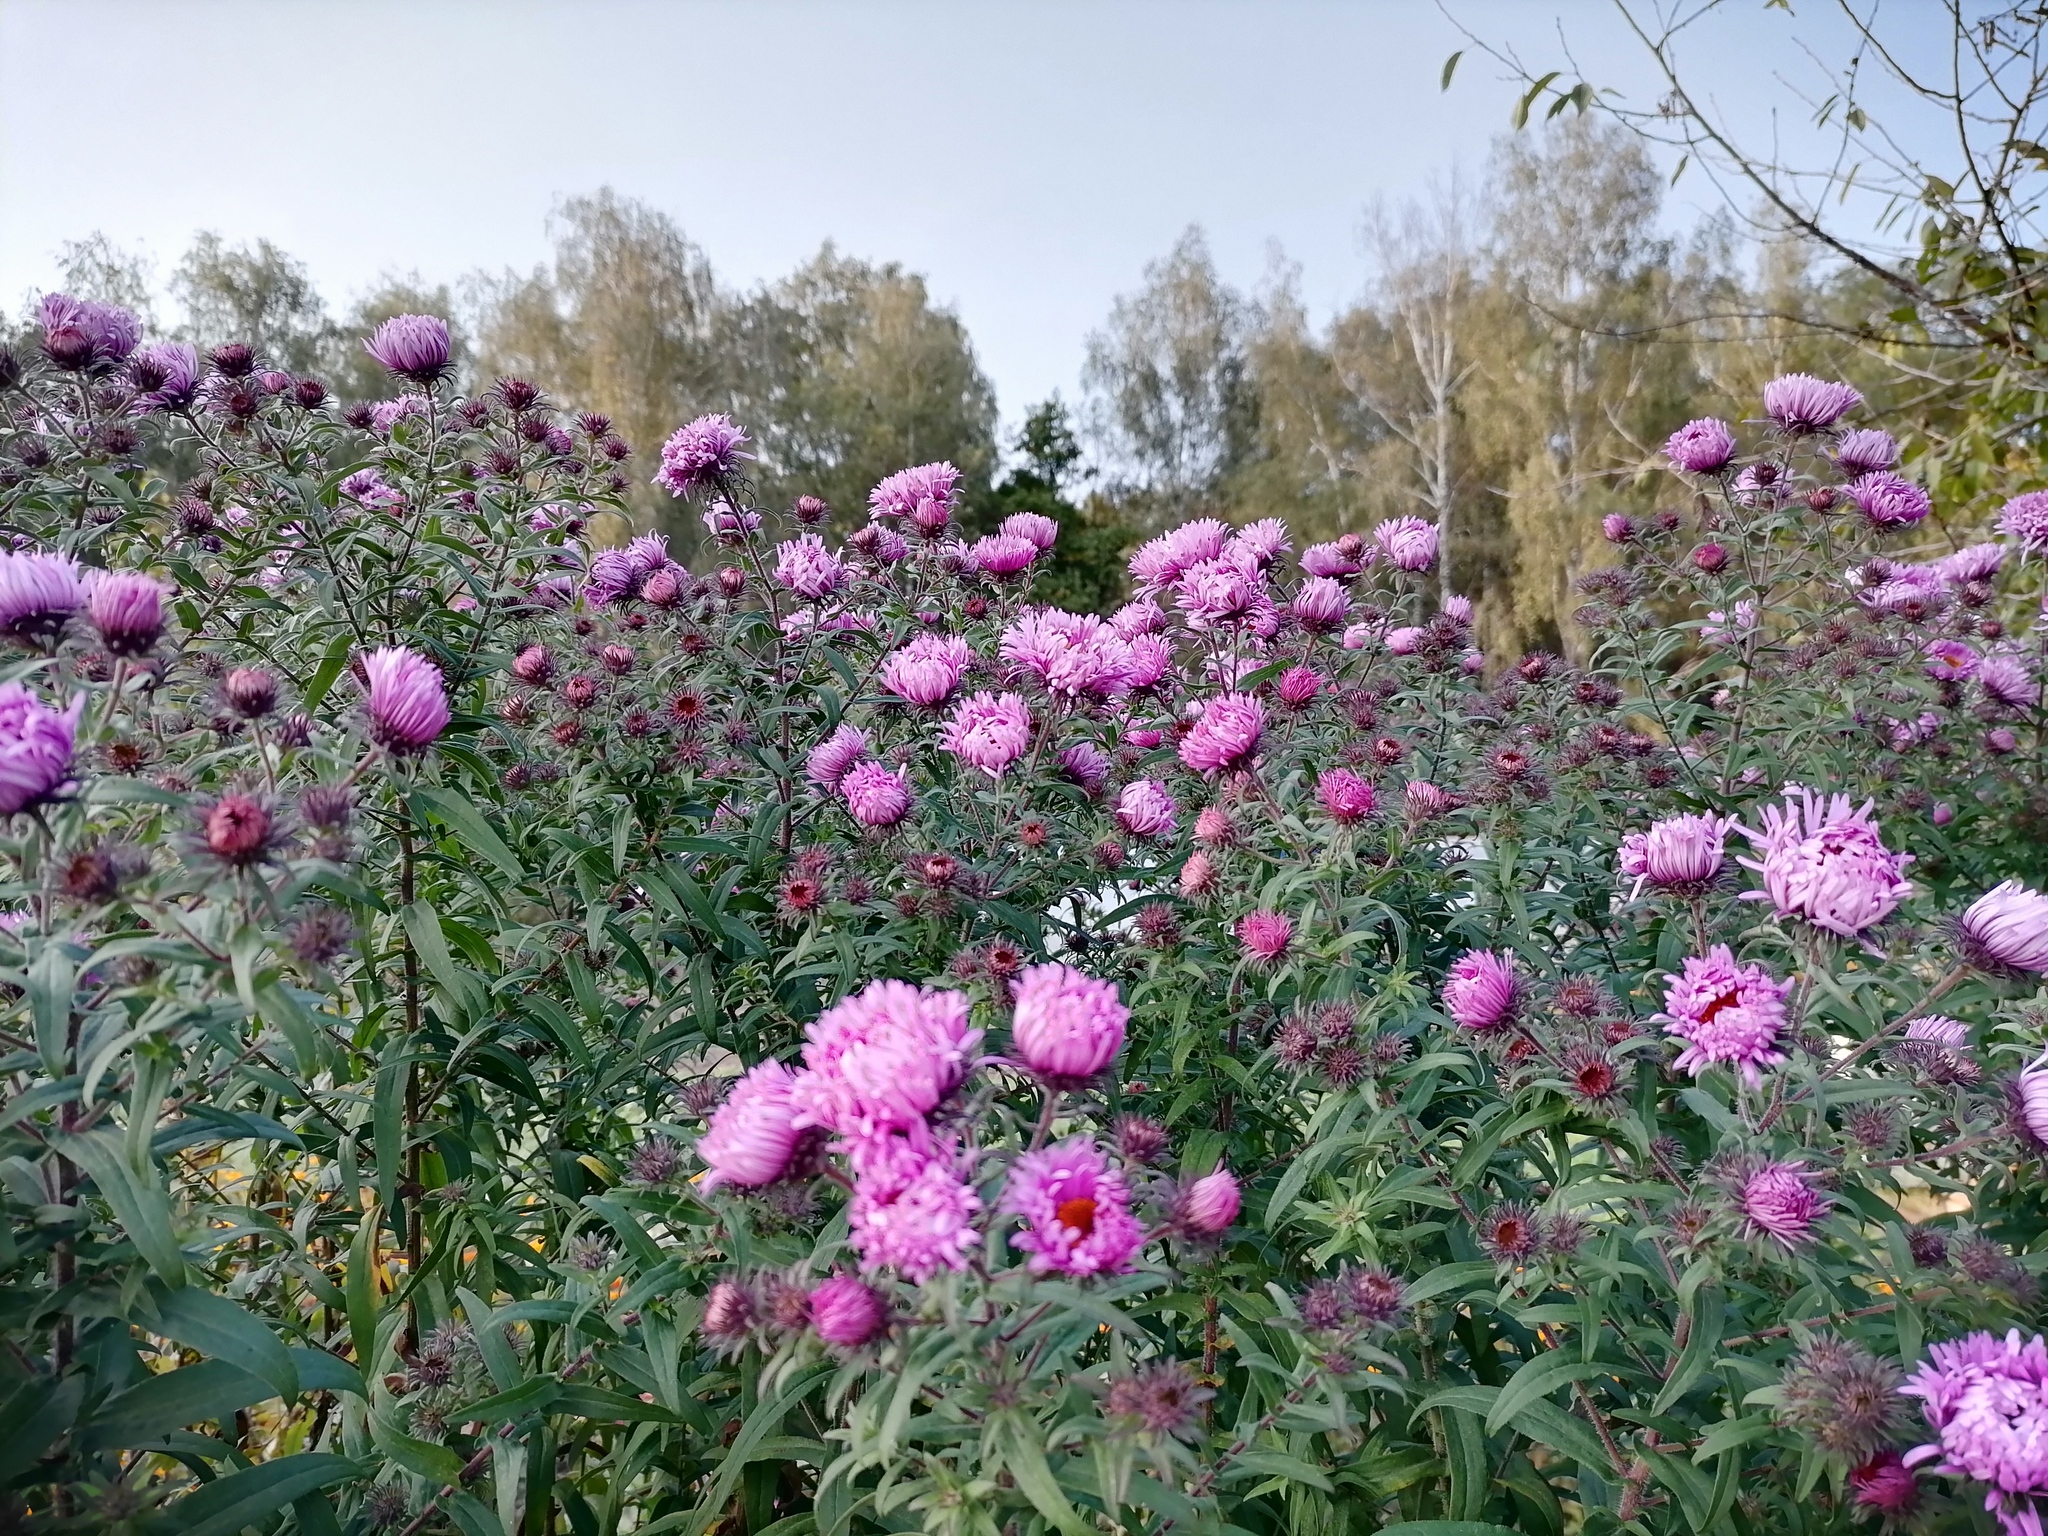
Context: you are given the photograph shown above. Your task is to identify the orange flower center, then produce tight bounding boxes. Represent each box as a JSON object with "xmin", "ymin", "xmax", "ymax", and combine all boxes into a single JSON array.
[
  {"xmin": 1056, "ymin": 1196, "xmax": 1098, "ymax": 1237},
  {"xmin": 1698, "ymin": 988, "xmax": 1739, "ymax": 1028}
]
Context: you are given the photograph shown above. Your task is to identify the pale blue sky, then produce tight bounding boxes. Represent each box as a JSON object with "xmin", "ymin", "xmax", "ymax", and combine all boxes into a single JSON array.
[{"xmin": 0, "ymin": 0, "xmax": 1946, "ymax": 431}]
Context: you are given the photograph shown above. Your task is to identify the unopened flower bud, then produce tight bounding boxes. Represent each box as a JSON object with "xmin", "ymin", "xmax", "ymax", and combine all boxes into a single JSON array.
[
  {"xmin": 224, "ymin": 667, "xmax": 278, "ymax": 719},
  {"xmin": 1692, "ymin": 543, "xmax": 1728, "ymax": 573},
  {"xmin": 717, "ymin": 567, "xmax": 745, "ymax": 598}
]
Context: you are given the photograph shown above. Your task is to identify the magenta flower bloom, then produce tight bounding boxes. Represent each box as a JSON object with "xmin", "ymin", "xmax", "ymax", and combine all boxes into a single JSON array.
[
  {"xmin": 1124, "ymin": 635, "xmax": 1171, "ymax": 690},
  {"xmin": 2010, "ymin": 1055, "xmax": 2048, "ymax": 1151},
  {"xmin": 362, "ymin": 313, "xmax": 452, "ymax": 384},
  {"xmin": 809, "ymin": 1275, "xmax": 889, "ymax": 1347},
  {"xmin": 1230, "ymin": 518, "xmax": 1292, "ymax": 565},
  {"xmin": 698, "ymin": 1061, "xmax": 802, "ymax": 1192},
  {"xmin": 1848, "ymin": 1451, "xmax": 1920, "ymax": 1519},
  {"xmin": 1938, "ymin": 543, "xmax": 2005, "ymax": 584},
  {"xmin": 1656, "ymin": 944, "xmax": 1791, "ymax": 1085},
  {"xmin": 339, "ymin": 468, "xmax": 404, "ymax": 511},
  {"xmin": 38, "ymin": 293, "xmax": 140, "ymax": 369},
  {"xmin": 127, "ymin": 342, "xmax": 200, "ymax": 413},
  {"xmin": 1010, "ymin": 962, "xmax": 1128, "ymax": 1082},
  {"xmin": 363, "ymin": 645, "xmax": 450, "ymax": 752},
  {"xmin": 1277, "ymin": 666, "xmax": 1322, "ymax": 709},
  {"xmin": 1300, "ymin": 541, "xmax": 1365, "ymax": 579},
  {"xmin": 1237, "ymin": 909, "xmax": 1294, "ymax": 965},
  {"xmin": 1115, "ymin": 779, "xmax": 1178, "ymax": 839},
  {"xmin": 1175, "ymin": 556, "xmax": 1263, "ymax": 630},
  {"xmin": 868, "ymin": 462, "xmax": 963, "ymax": 522},
  {"xmin": 1405, "ymin": 781, "xmax": 1451, "ymax": 819},
  {"xmin": 773, "ymin": 534, "xmax": 848, "ymax": 600},
  {"xmin": 1178, "ymin": 693, "xmax": 1264, "ymax": 774},
  {"xmin": 1849, "ymin": 471, "xmax": 1932, "ymax": 529},
  {"xmin": 1110, "ymin": 598, "xmax": 1166, "ymax": 636},
  {"xmin": 1058, "ymin": 741, "xmax": 1111, "ymax": 796},
  {"xmin": 1000, "ymin": 512, "xmax": 1060, "ymax": 550},
  {"xmin": 846, "ymin": 1134, "xmax": 983, "ymax": 1282},
  {"xmin": 0, "ymin": 550, "xmax": 84, "ymax": 641},
  {"xmin": 1001, "ymin": 610, "xmax": 1132, "ymax": 698},
  {"xmin": 1385, "ymin": 626, "xmax": 1423, "ymax": 655},
  {"xmin": 1601, "ymin": 514, "xmax": 1636, "ymax": 543},
  {"xmin": 1128, "ymin": 519, "xmax": 1229, "ymax": 590},
  {"xmin": 87, "ymin": 570, "xmax": 168, "ymax": 656},
  {"xmin": 841, "ymin": 760, "xmax": 912, "ymax": 827},
  {"xmin": 1441, "ymin": 949, "xmax": 1518, "ymax": 1031},
  {"xmin": 1618, "ymin": 812, "xmax": 1731, "ymax": 900},
  {"xmin": 1836, "ymin": 427, "xmax": 1899, "ymax": 474},
  {"xmin": 1291, "ymin": 575, "xmax": 1350, "ymax": 632},
  {"xmin": 1374, "ymin": 516, "xmax": 1439, "ymax": 572},
  {"xmin": 1317, "ymin": 769, "xmax": 1375, "ymax": 825},
  {"xmin": 2000, "ymin": 491, "xmax": 2048, "ymax": 551},
  {"xmin": 1664, "ymin": 417, "xmax": 1737, "ymax": 473},
  {"xmin": 1961, "ymin": 882, "xmax": 2048, "ymax": 973},
  {"xmin": 1902, "ymin": 1329, "xmax": 2048, "ymax": 1533},
  {"xmin": 1739, "ymin": 1159, "xmax": 1831, "ymax": 1244},
  {"xmin": 1980, "ymin": 653, "xmax": 2040, "ymax": 709},
  {"xmin": 805, "ymin": 723, "xmax": 868, "ymax": 788},
  {"xmin": 941, "ymin": 691, "xmax": 1031, "ymax": 777},
  {"xmin": 1176, "ymin": 1167, "xmax": 1240, "ymax": 1235},
  {"xmin": 1762, "ymin": 373, "xmax": 1862, "ymax": 432},
  {"xmin": 1003, "ymin": 1139, "xmax": 1144, "ymax": 1277},
  {"xmin": 791, "ymin": 978, "xmax": 980, "ymax": 1138},
  {"xmin": 655, "ymin": 414, "xmax": 752, "ymax": 497},
  {"xmin": 1925, "ymin": 639, "xmax": 1980, "ymax": 682},
  {"xmin": 0, "ymin": 682, "xmax": 81, "ymax": 816},
  {"xmin": 700, "ymin": 500, "xmax": 762, "ymax": 541},
  {"xmin": 973, "ymin": 533, "xmax": 1040, "ymax": 577},
  {"xmin": 368, "ymin": 394, "xmax": 428, "ymax": 434},
  {"xmin": 881, "ymin": 633, "xmax": 972, "ymax": 707},
  {"xmin": 1736, "ymin": 787, "xmax": 1913, "ymax": 937}
]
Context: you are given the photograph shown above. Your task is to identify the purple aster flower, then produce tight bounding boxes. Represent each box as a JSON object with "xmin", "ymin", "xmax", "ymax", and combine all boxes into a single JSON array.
[
  {"xmin": 1905, "ymin": 1015, "xmax": 1970, "ymax": 1049},
  {"xmin": 339, "ymin": 468, "xmax": 404, "ymax": 510},
  {"xmin": 1849, "ymin": 471, "xmax": 1932, "ymax": 529},
  {"xmin": 1938, "ymin": 543, "xmax": 2005, "ymax": 584},
  {"xmin": 1835, "ymin": 427, "xmax": 1900, "ymax": 474},
  {"xmin": 1000, "ymin": 512, "xmax": 1059, "ymax": 550},
  {"xmin": 1175, "ymin": 554, "xmax": 1264, "ymax": 630},
  {"xmin": 1003, "ymin": 1138, "xmax": 1144, "ymax": 1277},
  {"xmin": 1291, "ymin": 575, "xmax": 1350, "ymax": 632},
  {"xmin": 1739, "ymin": 1159, "xmax": 1831, "ymax": 1244},
  {"xmin": 1901, "ymin": 1328, "xmax": 2048, "ymax": 1532},
  {"xmin": 2001, "ymin": 491, "xmax": 2048, "ymax": 552},
  {"xmin": 1762, "ymin": 373, "xmax": 1863, "ymax": 432},
  {"xmin": 368, "ymin": 394, "xmax": 427, "ymax": 434},
  {"xmin": 1960, "ymin": 882, "xmax": 2048, "ymax": 973},
  {"xmin": 773, "ymin": 534, "xmax": 849, "ymax": 600},
  {"xmin": 1656, "ymin": 944, "xmax": 1791, "ymax": 1085},
  {"xmin": 1178, "ymin": 693, "xmax": 1264, "ymax": 774},
  {"xmin": 881, "ymin": 634, "xmax": 973, "ymax": 707},
  {"xmin": 1664, "ymin": 417, "xmax": 1737, "ymax": 473},
  {"xmin": 1128, "ymin": 519, "xmax": 1230, "ymax": 590},
  {"xmin": 38, "ymin": 293, "xmax": 140, "ymax": 370},
  {"xmin": 805, "ymin": 724, "xmax": 868, "ymax": 788},
  {"xmin": 1980, "ymin": 653, "xmax": 2040, "ymax": 710},
  {"xmin": 1300, "ymin": 540, "xmax": 1368, "ymax": 580},
  {"xmin": 2010, "ymin": 1054, "xmax": 2048, "ymax": 1152},
  {"xmin": 1374, "ymin": 516, "xmax": 1439, "ymax": 572},
  {"xmin": 0, "ymin": 551, "xmax": 84, "ymax": 643},
  {"xmin": 1441, "ymin": 949, "xmax": 1518, "ymax": 1031},
  {"xmin": 700, "ymin": 499, "xmax": 762, "ymax": 541},
  {"xmin": 362, "ymin": 645, "xmax": 449, "ymax": 752},
  {"xmin": 1010, "ymin": 962, "xmax": 1128, "ymax": 1082},
  {"xmin": 1229, "ymin": 518, "xmax": 1292, "ymax": 565},
  {"xmin": 0, "ymin": 682, "xmax": 81, "ymax": 816},
  {"xmin": 362, "ymin": 314, "xmax": 453, "ymax": 385},
  {"xmin": 1115, "ymin": 779, "xmax": 1178, "ymax": 839},
  {"xmin": 655, "ymin": 415, "xmax": 752, "ymax": 497},
  {"xmin": 846, "ymin": 1134, "xmax": 982, "ymax": 1283},
  {"xmin": 1110, "ymin": 598, "xmax": 1166, "ymax": 636},
  {"xmin": 972, "ymin": 533, "xmax": 1039, "ymax": 577},
  {"xmin": 1316, "ymin": 769, "xmax": 1375, "ymax": 824},
  {"xmin": 1059, "ymin": 741, "xmax": 1111, "ymax": 795},
  {"xmin": 809, "ymin": 1275, "xmax": 889, "ymax": 1348},
  {"xmin": 941, "ymin": 691, "xmax": 1031, "ymax": 777},
  {"xmin": 126, "ymin": 343, "xmax": 200, "ymax": 413},
  {"xmin": 841, "ymin": 760, "xmax": 912, "ymax": 827},
  {"xmin": 697, "ymin": 1061, "xmax": 801, "ymax": 1192},
  {"xmin": 791, "ymin": 978, "xmax": 980, "ymax": 1138},
  {"xmin": 86, "ymin": 570, "xmax": 167, "ymax": 657},
  {"xmin": 868, "ymin": 462, "xmax": 963, "ymax": 523},
  {"xmin": 1236, "ymin": 909, "xmax": 1293, "ymax": 965},
  {"xmin": 1617, "ymin": 812, "xmax": 1732, "ymax": 900},
  {"xmin": 1001, "ymin": 610, "xmax": 1133, "ymax": 699},
  {"xmin": 1736, "ymin": 786, "xmax": 1914, "ymax": 937},
  {"xmin": 1925, "ymin": 639, "xmax": 1979, "ymax": 682}
]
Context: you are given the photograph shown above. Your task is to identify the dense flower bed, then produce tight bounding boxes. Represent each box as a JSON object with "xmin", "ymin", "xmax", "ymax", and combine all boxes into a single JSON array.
[{"xmin": 3, "ymin": 302, "xmax": 2048, "ymax": 1535}]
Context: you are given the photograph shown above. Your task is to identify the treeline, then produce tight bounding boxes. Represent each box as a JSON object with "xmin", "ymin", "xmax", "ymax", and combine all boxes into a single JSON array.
[{"xmin": 21, "ymin": 117, "xmax": 1955, "ymax": 650}]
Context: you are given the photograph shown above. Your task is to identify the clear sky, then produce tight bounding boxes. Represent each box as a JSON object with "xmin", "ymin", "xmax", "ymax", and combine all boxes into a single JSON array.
[{"xmin": 0, "ymin": 0, "xmax": 1945, "ymax": 433}]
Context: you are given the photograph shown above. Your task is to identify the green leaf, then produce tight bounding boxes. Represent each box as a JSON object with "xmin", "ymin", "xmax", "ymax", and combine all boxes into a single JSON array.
[
  {"xmin": 1442, "ymin": 1407, "xmax": 1492, "ymax": 1520},
  {"xmin": 58, "ymin": 1129, "xmax": 184, "ymax": 1285},
  {"xmin": 168, "ymin": 1453, "xmax": 360, "ymax": 1536},
  {"xmin": 412, "ymin": 788, "xmax": 525, "ymax": 883},
  {"xmin": 1441, "ymin": 50, "xmax": 1462, "ymax": 90},
  {"xmin": 1486, "ymin": 1353, "xmax": 1606, "ymax": 1435},
  {"xmin": 681, "ymin": 1364, "xmax": 834, "ymax": 1536},
  {"xmin": 28, "ymin": 942, "xmax": 74, "ymax": 1076},
  {"xmin": 457, "ymin": 1375, "xmax": 561, "ymax": 1424},
  {"xmin": 347, "ymin": 1204, "xmax": 384, "ymax": 1373},
  {"xmin": 1653, "ymin": 1284, "xmax": 1724, "ymax": 1416},
  {"xmin": 150, "ymin": 1286, "xmax": 298, "ymax": 1401},
  {"xmin": 1402, "ymin": 1260, "xmax": 1495, "ymax": 1307},
  {"xmin": 0, "ymin": 1373, "xmax": 83, "ymax": 1481},
  {"xmin": 1378, "ymin": 1524, "xmax": 1523, "ymax": 1536},
  {"xmin": 990, "ymin": 1410, "xmax": 1094, "ymax": 1536},
  {"xmin": 300, "ymin": 633, "xmax": 352, "ymax": 713},
  {"xmin": 370, "ymin": 1404, "xmax": 467, "ymax": 1484}
]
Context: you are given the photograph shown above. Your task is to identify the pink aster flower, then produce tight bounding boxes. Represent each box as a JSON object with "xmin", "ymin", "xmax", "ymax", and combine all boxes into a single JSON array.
[
  {"xmin": 1960, "ymin": 882, "xmax": 2048, "ymax": 973},
  {"xmin": 1176, "ymin": 555, "xmax": 1264, "ymax": 630},
  {"xmin": 1115, "ymin": 779, "xmax": 1178, "ymax": 839},
  {"xmin": 362, "ymin": 313, "xmax": 452, "ymax": 385},
  {"xmin": 0, "ymin": 550, "xmax": 84, "ymax": 641},
  {"xmin": 1980, "ymin": 653, "xmax": 2040, "ymax": 709},
  {"xmin": 2010, "ymin": 1055, "xmax": 2048, "ymax": 1152},
  {"xmin": 1848, "ymin": 1451, "xmax": 1920, "ymax": 1519},
  {"xmin": 1317, "ymin": 769, "xmax": 1376, "ymax": 825},
  {"xmin": 38, "ymin": 293, "xmax": 140, "ymax": 368},
  {"xmin": 809, "ymin": 1275, "xmax": 889, "ymax": 1347},
  {"xmin": 1110, "ymin": 598, "xmax": 1166, "ymax": 636},
  {"xmin": 1374, "ymin": 516, "xmax": 1438, "ymax": 572},
  {"xmin": 0, "ymin": 682, "xmax": 81, "ymax": 816},
  {"xmin": 1001, "ymin": 610, "xmax": 1133, "ymax": 698},
  {"xmin": 1123, "ymin": 635, "xmax": 1171, "ymax": 690},
  {"xmin": 1938, "ymin": 543, "xmax": 2005, "ymax": 584},
  {"xmin": 941, "ymin": 691, "xmax": 1031, "ymax": 777},
  {"xmin": 1739, "ymin": 1159, "xmax": 1831, "ymax": 1244},
  {"xmin": 1664, "ymin": 417, "xmax": 1737, "ymax": 473},
  {"xmin": 1277, "ymin": 666, "xmax": 1322, "ymax": 708},
  {"xmin": 1128, "ymin": 519, "xmax": 1229, "ymax": 590},
  {"xmin": 1618, "ymin": 812, "xmax": 1732, "ymax": 900},
  {"xmin": 1180, "ymin": 851, "xmax": 1219, "ymax": 897},
  {"xmin": 1906, "ymin": 1015, "xmax": 1971, "ymax": 1049},
  {"xmin": 1003, "ymin": 1139, "xmax": 1144, "ymax": 1277},
  {"xmin": 1176, "ymin": 1166, "xmax": 1240, "ymax": 1234},
  {"xmin": 1236, "ymin": 909, "xmax": 1294, "ymax": 965},
  {"xmin": 790, "ymin": 978, "xmax": 980, "ymax": 1138},
  {"xmin": 841, "ymin": 761, "xmax": 912, "ymax": 827},
  {"xmin": 1656, "ymin": 944, "xmax": 1791, "ymax": 1085},
  {"xmin": 1385, "ymin": 626, "xmax": 1424, "ymax": 655},
  {"xmin": 973, "ymin": 533, "xmax": 1039, "ymax": 576},
  {"xmin": 1001, "ymin": 512, "xmax": 1060, "ymax": 550},
  {"xmin": 1301, "ymin": 541, "xmax": 1367, "ymax": 580},
  {"xmin": 881, "ymin": 634, "xmax": 973, "ymax": 707},
  {"xmin": 701, "ymin": 499, "xmax": 762, "ymax": 541},
  {"xmin": 1849, "ymin": 471, "xmax": 1932, "ymax": 529},
  {"xmin": 655, "ymin": 414, "xmax": 753, "ymax": 497},
  {"xmin": 773, "ymin": 534, "xmax": 848, "ymax": 600},
  {"xmin": 1058, "ymin": 741, "xmax": 1111, "ymax": 795},
  {"xmin": 1926, "ymin": 639, "xmax": 1980, "ymax": 681},
  {"xmin": 805, "ymin": 723, "xmax": 869, "ymax": 788},
  {"xmin": 1441, "ymin": 949, "xmax": 1518, "ymax": 1031},
  {"xmin": 1230, "ymin": 517, "xmax": 1292, "ymax": 565},
  {"xmin": 1405, "ymin": 781, "xmax": 1451, "ymax": 819},
  {"xmin": 1736, "ymin": 787, "xmax": 1913, "ymax": 937},
  {"xmin": 868, "ymin": 462, "xmax": 963, "ymax": 522},
  {"xmin": 697, "ymin": 1061, "xmax": 801, "ymax": 1192},
  {"xmin": 1292, "ymin": 576, "xmax": 1350, "ymax": 632},
  {"xmin": 1010, "ymin": 962, "xmax": 1128, "ymax": 1082},
  {"xmin": 2001, "ymin": 491, "xmax": 2048, "ymax": 551},
  {"xmin": 1178, "ymin": 693, "xmax": 1264, "ymax": 774},
  {"xmin": 1602, "ymin": 514, "xmax": 1636, "ymax": 543},
  {"xmin": 1835, "ymin": 427, "xmax": 1900, "ymax": 474},
  {"xmin": 87, "ymin": 570, "xmax": 168, "ymax": 656},
  {"xmin": 1762, "ymin": 373, "xmax": 1862, "ymax": 432},
  {"xmin": 846, "ymin": 1134, "xmax": 982, "ymax": 1282},
  {"xmin": 363, "ymin": 646, "xmax": 450, "ymax": 752},
  {"xmin": 1903, "ymin": 1329, "xmax": 2048, "ymax": 1535}
]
